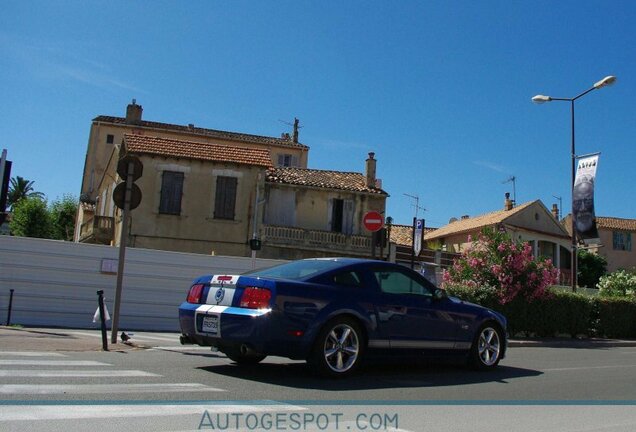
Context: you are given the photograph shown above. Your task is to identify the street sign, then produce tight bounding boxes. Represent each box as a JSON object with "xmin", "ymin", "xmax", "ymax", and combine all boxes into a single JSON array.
[
  {"xmin": 113, "ymin": 182, "xmax": 142, "ymax": 210},
  {"xmin": 117, "ymin": 155, "xmax": 143, "ymax": 181},
  {"xmin": 363, "ymin": 211, "xmax": 384, "ymax": 232},
  {"xmin": 414, "ymin": 218, "xmax": 424, "ymax": 256}
]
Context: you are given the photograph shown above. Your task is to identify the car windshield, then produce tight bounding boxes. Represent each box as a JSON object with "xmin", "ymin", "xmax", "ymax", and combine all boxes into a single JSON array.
[{"xmin": 244, "ymin": 259, "xmax": 346, "ymax": 281}]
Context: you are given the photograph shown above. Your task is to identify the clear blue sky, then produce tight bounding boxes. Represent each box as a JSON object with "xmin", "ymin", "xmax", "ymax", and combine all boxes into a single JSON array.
[{"xmin": 1, "ymin": 1, "xmax": 634, "ymax": 228}]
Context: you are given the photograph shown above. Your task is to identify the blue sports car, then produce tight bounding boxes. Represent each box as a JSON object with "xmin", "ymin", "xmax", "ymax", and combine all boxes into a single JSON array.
[{"xmin": 179, "ymin": 258, "xmax": 507, "ymax": 377}]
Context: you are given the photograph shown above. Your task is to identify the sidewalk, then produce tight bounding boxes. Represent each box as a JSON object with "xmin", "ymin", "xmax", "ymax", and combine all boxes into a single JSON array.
[
  {"xmin": 0, "ymin": 326, "xmax": 144, "ymax": 352},
  {"xmin": 2, "ymin": 325, "xmax": 636, "ymax": 353}
]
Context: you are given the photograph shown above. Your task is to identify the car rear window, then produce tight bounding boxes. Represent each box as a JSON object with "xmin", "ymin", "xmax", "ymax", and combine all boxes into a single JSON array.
[{"xmin": 245, "ymin": 259, "xmax": 347, "ymax": 281}]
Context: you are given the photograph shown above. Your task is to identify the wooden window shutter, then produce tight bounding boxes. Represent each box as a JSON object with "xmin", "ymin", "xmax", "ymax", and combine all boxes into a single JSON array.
[
  {"xmin": 159, "ymin": 171, "xmax": 184, "ymax": 215},
  {"xmin": 214, "ymin": 176, "xmax": 237, "ymax": 220}
]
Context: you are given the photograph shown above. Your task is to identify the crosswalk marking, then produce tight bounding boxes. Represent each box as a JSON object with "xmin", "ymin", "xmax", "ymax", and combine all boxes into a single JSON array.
[
  {"xmin": 0, "ymin": 369, "xmax": 161, "ymax": 377},
  {"xmin": 0, "ymin": 403, "xmax": 304, "ymax": 421},
  {"xmin": 0, "ymin": 360, "xmax": 110, "ymax": 366},
  {"xmin": 0, "ymin": 351, "xmax": 66, "ymax": 357},
  {"xmin": 149, "ymin": 346, "xmax": 212, "ymax": 352},
  {"xmin": 0, "ymin": 383, "xmax": 225, "ymax": 394}
]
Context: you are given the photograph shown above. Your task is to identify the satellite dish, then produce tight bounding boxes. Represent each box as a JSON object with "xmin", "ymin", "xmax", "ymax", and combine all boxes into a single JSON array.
[{"xmin": 449, "ymin": 217, "xmax": 458, "ymax": 224}]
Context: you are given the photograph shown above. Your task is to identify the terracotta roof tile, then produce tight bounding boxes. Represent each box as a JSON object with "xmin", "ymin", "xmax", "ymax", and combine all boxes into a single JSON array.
[
  {"xmin": 390, "ymin": 224, "xmax": 438, "ymax": 246},
  {"xmin": 265, "ymin": 167, "xmax": 387, "ymax": 195},
  {"xmin": 424, "ymin": 201, "xmax": 537, "ymax": 241},
  {"xmin": 94, "ymin": 116, "xmax": 309, "ymax": 150},
  {"xmin": 596, "ymin": 217, "xmax": 636, "ymax": 232},
  {"xmin": 124, "ymin": 134, "xmax": 273, "ymax": 168}
]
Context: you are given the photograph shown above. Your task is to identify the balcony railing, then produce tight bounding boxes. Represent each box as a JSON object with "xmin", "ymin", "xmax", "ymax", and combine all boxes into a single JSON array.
[
  {"xmin": 79, "ymin": 215, "xmax": 114, "ymax": 245},
  {"xmin": 261, "ymin": 225, "xmax": 372, "ymax": 254}
]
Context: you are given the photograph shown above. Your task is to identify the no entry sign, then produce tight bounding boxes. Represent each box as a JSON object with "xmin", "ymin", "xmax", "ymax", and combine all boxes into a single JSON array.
[{"xmin": 363, "ymin": 211, "xmax": 384, "ymax": 232}]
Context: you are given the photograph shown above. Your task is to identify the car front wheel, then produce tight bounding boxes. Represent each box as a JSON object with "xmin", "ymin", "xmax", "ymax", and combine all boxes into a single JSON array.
[
  {"xmin": 469, "ymin": 324, "xmax": 503, "ymax": 370},
  {"xmin": 308, "ymin": 317, "xmax": 364, "ymax": 378}
]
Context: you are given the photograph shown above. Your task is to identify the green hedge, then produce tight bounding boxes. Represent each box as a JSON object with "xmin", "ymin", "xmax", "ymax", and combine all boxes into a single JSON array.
[
  {"xmin": 445, "ymin": 285, "xmax": 635, "ymax": 338},
  {"xmin": 593, "ymin": 298, "xmax": 636, "ymax": 338}
]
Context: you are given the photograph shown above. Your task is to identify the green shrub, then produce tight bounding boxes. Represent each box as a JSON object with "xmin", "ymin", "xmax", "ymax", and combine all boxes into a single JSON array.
[
  {"xmin": 446, "ymin": 286, "xmax": 592, "ymax": 337},
  {"xmin": 597, "ymin": 270, "xmax": 636, "ymax": 298},
  {"xmin": 593, "ymin": 297, "xmax": 636, "ymax": 338}
]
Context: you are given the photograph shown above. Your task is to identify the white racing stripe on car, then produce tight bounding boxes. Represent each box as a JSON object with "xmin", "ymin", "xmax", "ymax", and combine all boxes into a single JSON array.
[
  {"xmin": 195, "ymin": 305, "xmax": 229, "ymax": 314},
  {"xmin": 0, "ymin": 402, "xmax": 305, "ymax": 422}
]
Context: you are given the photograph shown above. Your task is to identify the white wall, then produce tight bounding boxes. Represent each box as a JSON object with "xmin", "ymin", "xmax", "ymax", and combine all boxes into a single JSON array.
[{"xmin": 0, "ymin": 236, "xmax": 285, "ymax": 331}]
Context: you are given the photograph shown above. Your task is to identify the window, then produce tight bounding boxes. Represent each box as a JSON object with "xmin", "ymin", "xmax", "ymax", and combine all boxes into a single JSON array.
[
  {"xmin": 106, "ymin": 134, "xmax": 114, "ymax": 144},
  {"xmin": 613, "ymin": 231, "xmax": 632, "ymax": 251},
  {"xmin": 277, "ymin": 154, "xmax": 299, "ymax": 167},
  {"xmin": 332, "ymin": 271, "xmax": 362, "ymax": 287},
  {"xmin": 214, "ymin": 176, "xmax": 237, "ymax": 220},
  {"xmin": 159, "ymin": 171, "xmax": 184, "ymax": 215},
  {"xmin": 373, "ymin": 270, "xmax": 432, "ymax": 296},
  {"xmin": 330, "ymin": 199, "xmax": 354, "ymax": 234}
]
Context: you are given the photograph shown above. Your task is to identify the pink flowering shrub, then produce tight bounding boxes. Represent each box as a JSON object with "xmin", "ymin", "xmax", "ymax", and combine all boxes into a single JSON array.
[{"xmin": 442, "ymin": 228, "xmax": 559, "ymax": 304}]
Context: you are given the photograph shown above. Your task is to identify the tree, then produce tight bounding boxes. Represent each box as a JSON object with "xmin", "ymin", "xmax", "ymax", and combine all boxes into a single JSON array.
[
  {"xmin": 7, "ymin": 176, "xmax": 44, "ymax": 209},
  {"xmin": 9, "ymin": 196, "xmax": 52, "ymax": 238},
  {"xmin": 577, "ymin": 249, "xmax": 607, "ymax": 288},
  {"xmin": 442, "ymin": 228, "xmax": 559, "ymax": 304},
  {"xmin": 49, "ymin": 194, "xmax": 78, "ymax": 241}
]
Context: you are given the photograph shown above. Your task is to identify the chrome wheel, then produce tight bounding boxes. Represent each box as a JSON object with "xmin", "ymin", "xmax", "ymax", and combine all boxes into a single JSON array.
[
  {"xmin": 478, "ymin": 327, "xmax": 501, "ymax": 366},
  {"xmin": 323, "ymin": 323, "xmax": 360, "ymax": 373}
]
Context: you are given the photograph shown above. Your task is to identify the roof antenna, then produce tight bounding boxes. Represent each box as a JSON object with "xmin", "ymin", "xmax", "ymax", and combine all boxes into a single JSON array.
[
  {"xmin": 403, "ymin": 193, "xmax": 427, "ymax": 219},
  {"xmin": 278, "ymin": 118, "xmax": 303, "ymax": 143}
]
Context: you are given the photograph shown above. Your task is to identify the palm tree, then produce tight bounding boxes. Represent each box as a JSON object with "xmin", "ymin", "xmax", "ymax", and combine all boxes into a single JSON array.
[{"xmin": 7, "ymin": 176, "xmax": 45, "ymax": 208}]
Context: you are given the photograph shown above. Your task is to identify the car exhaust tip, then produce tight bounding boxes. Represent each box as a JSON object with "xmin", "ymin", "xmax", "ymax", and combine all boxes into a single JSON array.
[{"xmin": 240, "ymin": 344, "xmax": 256, "ymax": 356}]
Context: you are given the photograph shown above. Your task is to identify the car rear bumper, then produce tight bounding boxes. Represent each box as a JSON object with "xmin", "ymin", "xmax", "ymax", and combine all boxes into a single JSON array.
[{"xmin": 178, "ymin": 303, "xmax": 307, "ymax": 358}]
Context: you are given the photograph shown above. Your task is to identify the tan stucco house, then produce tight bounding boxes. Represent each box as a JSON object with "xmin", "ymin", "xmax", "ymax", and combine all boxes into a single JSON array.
[
  {"xmin": 76, "ymin": 101, "xmax": 388, "ymax": 259},
  {"xmin": 563, "ymin": 215, "xmax": 636, "ymax": 273},
  {"xmin": 421, "ymin": 197, "xmax": 573, "ymax": 284}
]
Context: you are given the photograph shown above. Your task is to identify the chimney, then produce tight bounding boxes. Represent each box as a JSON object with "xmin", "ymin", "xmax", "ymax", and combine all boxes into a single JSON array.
[
  {"xmin": 504, "ymin": 192, "xmax": 513, "ymax": 211},
  {"xmin": 552, "ymin": 203, "xmax": 560, "ymax": 219},
  {"xmin": 365, "ymin": 152, "xmax": 377, "ymax": 189},
  {"xmin": 125, "ymin": 99, "xmax": 143, "ymax": 125},
  {"xmin": 292, "ymin": 118, "xmax": 299, "ymax": 143}
]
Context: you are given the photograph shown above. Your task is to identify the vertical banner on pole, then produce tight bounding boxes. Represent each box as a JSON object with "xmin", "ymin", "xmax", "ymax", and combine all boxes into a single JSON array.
[{"xmin": 573, "ymin": 153, "xmax": 600, "ymax": 242}]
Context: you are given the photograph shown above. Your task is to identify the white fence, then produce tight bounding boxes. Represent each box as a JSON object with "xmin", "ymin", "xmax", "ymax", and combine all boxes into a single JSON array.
[{"xmin": 0, "ymin": 236, "xmax": 285, "ymax": 331}]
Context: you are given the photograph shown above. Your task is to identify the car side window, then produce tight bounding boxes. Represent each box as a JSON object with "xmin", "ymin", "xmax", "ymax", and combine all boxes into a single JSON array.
[
  {"xmin": 373, "ymin": 270, "xmax": 431, "ymax": 296},
  {"xmin": 332, "ymin": 271, "xmax": 362, "ymax": 288}
]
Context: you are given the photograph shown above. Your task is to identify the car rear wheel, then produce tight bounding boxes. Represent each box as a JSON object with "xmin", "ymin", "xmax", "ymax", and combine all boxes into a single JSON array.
[
  {"xmin": 308, "ymin": 317, "xmax": 364, "ymax": 378},
  {"xmin": 469, "ymin": 324, "xmax": 503, "ymax": 370}
]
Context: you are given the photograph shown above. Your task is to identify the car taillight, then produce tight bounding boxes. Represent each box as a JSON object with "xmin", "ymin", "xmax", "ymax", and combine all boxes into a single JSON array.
[
  {"xmin": 186, "ymin": 284, "xmax": 204, "ymax": 304},
  {"xmin": 239, "ymin": 287, "xmax": 271, "ymax": 309}
]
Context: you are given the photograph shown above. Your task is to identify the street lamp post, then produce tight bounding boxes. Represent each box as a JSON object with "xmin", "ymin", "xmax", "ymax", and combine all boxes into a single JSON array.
[{"xmin": 532, "ymin": 75, "xmax": 616, "ymax": 292}]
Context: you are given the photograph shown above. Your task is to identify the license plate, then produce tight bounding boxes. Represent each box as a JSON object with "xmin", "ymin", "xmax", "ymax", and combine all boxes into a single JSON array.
[{"xmin": 202, "ymin": 315, "xmax": 219, "ymax": 335}]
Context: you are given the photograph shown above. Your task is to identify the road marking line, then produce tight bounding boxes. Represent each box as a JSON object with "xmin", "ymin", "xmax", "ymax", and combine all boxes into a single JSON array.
[
  {"xmin": 0, "ymin": 351, "xmax": 67, "ymax": 357},
  {"xmin": 0, "ymin": 360, "xmax": 111, "ymax": 366},
  {"xmin": 0, "ymin": 383, "xmax": 225, "ymax": 395},
  {"xmin": 148, "ymin": 346, "xmax": 212, "ymax": 351},
  {"xmin": 544, "ymin": 364, "xmax": 636, "ymax": 371},
  {"xmin": 0, "ymin": 403, "xmax": 304, "ymax": 421},
  {"xmin": 0, "ymin": 369, "xmax": 161, "ymax": 377}
]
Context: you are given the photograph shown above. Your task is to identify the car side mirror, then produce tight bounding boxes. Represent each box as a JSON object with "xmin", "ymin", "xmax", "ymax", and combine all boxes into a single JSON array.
[{"xmin": 433, "ymin": 288, "xmax": 447, "ymax": 301}]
